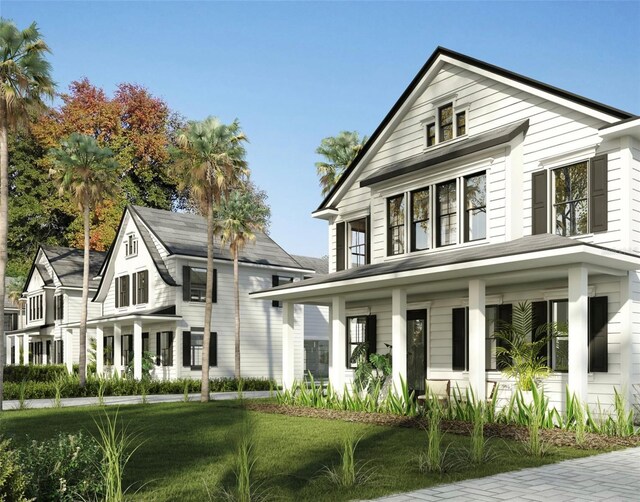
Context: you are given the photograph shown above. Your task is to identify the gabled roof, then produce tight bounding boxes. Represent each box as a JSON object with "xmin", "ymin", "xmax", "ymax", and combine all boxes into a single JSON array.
[
  {"xmin": 130, "ymin": 205, "xmax": 307, "ymax": 270},
  {"xmin": 24, "ymin": 245, "xmax": 106, "ymax": 291},
  {"xmin": 315, "ymin": 46, "xmax": 637, "ymax": 214},
  {"xmin": 291, "ymin": 255, "xmax": 328, "ymax": 275}
]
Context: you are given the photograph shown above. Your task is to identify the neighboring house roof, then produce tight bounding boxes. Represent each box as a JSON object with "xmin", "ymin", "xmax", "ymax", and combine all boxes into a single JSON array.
[
  {"xmin": 314, "ymin": 46, "xmax": 636, "ymax": 214},
  {"xmin": 292, "ymin": 255, "xmax": 329, "ymax": 275},
  {"xmin": 41, "ymin": 246, "xmax": 107, "ymax": 289},
  {"xmin": 257, "ymin": 234, "xmax": 640, "ymax": 295},
  {"xmin": 130, "ymin": 205, "xmax": 308, "ymax": 270},
  {"xmin": 360, "ymin": 119, "xmax": 530, "ymax": 188}
]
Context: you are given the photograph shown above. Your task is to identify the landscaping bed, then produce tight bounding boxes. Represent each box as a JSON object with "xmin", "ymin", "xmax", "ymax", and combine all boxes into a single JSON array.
[{"xmin": 246, "ymin": 401, "xmax": 640, "ymax": 450}]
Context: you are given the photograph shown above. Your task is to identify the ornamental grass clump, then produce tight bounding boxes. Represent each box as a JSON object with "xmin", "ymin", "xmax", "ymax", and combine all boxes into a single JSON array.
[
  {"xmin": 319, "ymin": 433, "xmax": 375, "ymax": 488},
  {"xmin": 525, "ymin": 386, "xmax": 548, "ymax": 457},
  {"xmin": 417, "ymin": 396, "xmax": 448, "ymax": 474}
]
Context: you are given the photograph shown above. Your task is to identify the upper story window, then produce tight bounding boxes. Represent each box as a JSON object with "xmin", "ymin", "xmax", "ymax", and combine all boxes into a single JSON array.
[
  {"xmin": 133, "ymin": 270, "xmax": 149, "ymax": 305},
  {"xmin": 425, "ymin": 102, "xmax": 467, "ymax": 148},
  {"xmin": 3, "ymin": 312, "xmax": 18, "ymax": 331},
  {"xmin": 28, "ymin": 294, "xmax": 43, "ymax": 322},
  {"xmin": 272, "ymin": 276, "xmax": 294, "ymax": 308},
  {"xmin": 387, "ymin": 195, "xmax": 405, "ymax": 256},
  {"xmin": 125, "ymin": 234, "xmax": 138, "ymax": 257},
  {"xmin": 115, "ymin": 275, "xmax": 130, "ymax": 308},
  {"xmin": 336, "ymin": 217, "xmax": 370, "ymax": 271},
  {"xmin": 387, "ymin": 171, "xmax": 487, "ymax": 256},
  {"xmin": 531, "ymin": 154, "xmax": 608, "ymax": 237},
  {"xmin": 53, "ymin": 294, "xmax": 64, "ymax": 321},
  {"xmin": 182, "ymin": 266, "xmax": 217, "ymax": 303}
]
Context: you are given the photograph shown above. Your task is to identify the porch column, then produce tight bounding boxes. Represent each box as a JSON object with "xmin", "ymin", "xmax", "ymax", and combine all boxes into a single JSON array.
[
  {"xmin": 620, "ymin": 273, "xmax": 633, "ymax": 407},
  {"xmin": 568, "ymin": 265, "xmax": 589, "ymax": 402},
  {"xmin": 468, "ymin": 279, "xmax": 486, "ymax": 401},
  {"xmin": 23, "ymin": 335, "xmax": 30, "ymax": 366},
  {"xmin": 64, "ymin": 330, "xmax": 73, "ymax": 372},
  {"xmin": 96, "ymin": 325, "xmax": 104, "ymax": 377},
  {"xmin": 6, "ymin": 336, "xmax": 11, "ymax": 365},
  {"xmin": 133, "ymin": 320, "xmax": 143, "ymax": 380},
  {"xmin": 391, "ymin": 288, "xmax": 407, "ymax": 392},
  {"xmin": 282, "ymin": 301, "xmax": 295, "ymax": 390},
  {"xmin": 113, "ymin": 324, "xmax": 122, "ymax": 376},
  {"xmin": 330, "ymin": 296, "xmax": 346, "ymax": 391}
]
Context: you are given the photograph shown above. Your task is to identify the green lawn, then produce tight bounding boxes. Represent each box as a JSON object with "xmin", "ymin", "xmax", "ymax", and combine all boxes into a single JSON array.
[{"xmin": 1, "ymin": 400, "xmax": 596, "ymax": 501}]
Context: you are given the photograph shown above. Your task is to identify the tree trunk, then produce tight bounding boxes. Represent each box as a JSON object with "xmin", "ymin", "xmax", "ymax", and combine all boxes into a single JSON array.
[
  {"xmin": 234, "ymin": 245, "xmax": 240, "ymax": 379},
  {"xmin": 79, "ymin": 202, "xmax": 90, "ymax": 387},
  {"xmin": 200, "ymin": 203, "xmax": 214, "ymax": 402},
  {"xmin": 0, "ymin": 99, "xmax": 8, "ymax": 410}
]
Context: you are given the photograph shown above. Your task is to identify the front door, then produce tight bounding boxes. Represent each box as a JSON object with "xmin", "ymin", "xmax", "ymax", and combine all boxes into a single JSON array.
[{"xmin": 407, "ymin": 309, "xmax": 427, "ymax": 395}]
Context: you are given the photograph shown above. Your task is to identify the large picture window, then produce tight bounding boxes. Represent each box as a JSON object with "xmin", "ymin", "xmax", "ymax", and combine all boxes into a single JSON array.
[
  {"xmin": 411, "ymin": 188, "xmax": 430, "ymax": 251},
  {"xmin": 387, "ymin": 195, "xmax": 405, "ymax": 255},
  {"xmin": 554, "ymin": 162, "xmax": 588, "ymax": 237},
  {"xmin": 464, "ymin": 172, "xmax": 487, "ymax": 242},
  {"xmin": 436, "ymin": 180, "xmax": 457, "ymax": 247}
]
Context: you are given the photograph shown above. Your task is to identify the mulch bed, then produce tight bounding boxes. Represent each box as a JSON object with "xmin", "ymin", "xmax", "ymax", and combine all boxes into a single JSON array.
[{"xmin": 244, "ymin": 402, "xmax": 640, "ymax": 450}]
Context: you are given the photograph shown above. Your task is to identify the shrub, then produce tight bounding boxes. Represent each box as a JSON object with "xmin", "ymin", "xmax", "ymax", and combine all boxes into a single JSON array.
[
  {"xmin": 4, "ymin": 364, "xmax": 68, "ymax": 383},
  {"xmin": 0, "ymin": 438, "xmax": 29, "ymax": 502},
  {"xmin": 20, "ymin": 432, "xmax": 104, "ymax": 501}
]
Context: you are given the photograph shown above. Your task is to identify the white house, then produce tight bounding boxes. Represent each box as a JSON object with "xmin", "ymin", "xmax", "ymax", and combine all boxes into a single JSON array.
[
  {"xmin": 252, "ymin": 47, "xmax": 640, "ymax": 412},
  {"xmin": 5, "ymin": 246, "xmax": 105, "ymax": 370},
  {"xmin": 87, "ymin": 205, "xmax": 314, "ymax": 382}
]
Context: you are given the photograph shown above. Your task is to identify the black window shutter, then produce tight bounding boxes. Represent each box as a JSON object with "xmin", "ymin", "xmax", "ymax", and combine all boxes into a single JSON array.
[
  {"xmin": 213, "ymin": 269, "xmax": 217, "ymax": 303},
  {"xmin": 452, "ymin": 307, "xmax": 466, "ymax": 370},
  {"xmin": 532, "ymin": 301, "xmax": 548, "ymax": 361},
  {"xmin": 143, "ymin": 270, "xmax": 149, "ymax": 303},
  {"xmin": 365, "ymin": 216, "xmax": 371, "ymax": 265},
  {"xmin": 182, "ymin": 331, "xmax": 191, "ymax": 367},
  {"xmin": 366, "ymin": 315, "xmax": 377, "ymax": 358},
  {"xmin": 271, "ymin": 275, "xmax": 279, "ymax": 308},
  {"xmin": 209, "ymin": 332, "xmax": 217, "ymax": 367},
  {"xmin": 336, "ymin": 221, "xmax": 346, "ymax": 271},
  {"xmin": 589, "ymin": 154, "xmax": 608, "ymax": 233},
  {"xmin": 115, "ymin": 277, "xmax": 120, "ymax": 308},
  {"xmin": 589, "ymin": 296, "xmax": 608, "ymax": 372},
  {"xmin": 183, "ymin": 266, "xmax": 191, "ymax": 302},
  {"xmin": 531, "ymin": 170, "xmax": 548, "ymax": 235},
  {"xmin": 132, "ymin": 273, "xmax": 137, "ymax": 305},
  {"xmin": 156, "ymin": 332, "xmax": 161, "ymax": 365}
]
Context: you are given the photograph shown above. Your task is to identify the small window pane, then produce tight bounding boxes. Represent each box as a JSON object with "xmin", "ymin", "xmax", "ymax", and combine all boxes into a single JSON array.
[
  {"xmin": 190, "ymin": 268, "xmax": 207, "ymax": 302},
  {"xmin": 387, "ymin": 195, "xmax": 405, "ymax": 255},
  {"xmin": 485, "ymin": 306, "xmax": 499, "ymax": 370},
  {"xmin": 456, "ymin": 111, "xmax": 466, "ymax": 136},
  {"xmin": 554, "ymin": 162, "xmax": 588, "ymax": 237},
  {"xmin": 347, "ymin": 316, "xmax": 367, "ymax": 369},
  {"xmin": 551, "ymin": 300, "xmax": 569, "ymax": 372},
  {"xmin": 349, "ymin": 218, "xmax": 367, "ymax": 267},
  {"xmin": 465, "ymin": 173, "xmax": 486, "ymax": 242},
  {"xmin": 426, "ymin": 123, "xmax": 436, "ymax": 147},
  {"xmin": 437, "ymin": 181, "xmax": 457, "ymax": 246},
  {"xmin": 191, "ymin": 332, "xmax": 204, "ymax": 367},
  {"xmin": 411, "ymin": 188, "xmax": 430, "ymax": 251},
  {"xmin": 439, "ymin": 103, "xmax": 453, "ymax": 142}
]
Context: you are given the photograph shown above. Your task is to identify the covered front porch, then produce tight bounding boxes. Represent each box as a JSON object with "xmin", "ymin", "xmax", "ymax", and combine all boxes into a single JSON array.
[{"xmin": 252, "ymin": 235, "xmax": 640, "ymax": 409}]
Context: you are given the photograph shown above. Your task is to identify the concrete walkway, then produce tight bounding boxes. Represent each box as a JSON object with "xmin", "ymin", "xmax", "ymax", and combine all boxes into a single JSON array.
[
  {"xmin": 2, "ymin": 390, "xmax": 271, "ymax": 410},
  {"xmin": 373, "ymin": 446, "xmax": 640, "ymax": 501}
]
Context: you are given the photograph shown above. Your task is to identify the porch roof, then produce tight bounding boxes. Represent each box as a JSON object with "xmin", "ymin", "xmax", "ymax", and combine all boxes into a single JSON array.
[
  {"xmin": 64, "ymin": 306, "xmax": 180, "ymax": 327},
  {"xmin": 250, "ymin": 234, "xmax": 640, "ymax": 304},
  {"xmin": 6, "ymin": 324, "xmax": 53, "ymax": 336}
]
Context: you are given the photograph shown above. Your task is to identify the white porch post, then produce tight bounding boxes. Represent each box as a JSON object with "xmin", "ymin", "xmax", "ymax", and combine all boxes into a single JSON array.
[
  {"xmin": 468, "ymin": 279, "xmax": 486, "ymax": 401},
  {"xmin": 23, "ymin": 335, "xmax": 30, "ymax": 366},
  {"xmin": 568, "ymin": 265, "xmax": 589, "ymax": 402},
  {"xmin": 6, "ymin": 336, "xmax": 11, "ymax": 365},
  {"xmin": 620, "ymin": 273, "xmax": 633, "ymax": 407},
  {"xmin": 133, "ymin": 321, "xmax": 143, "ymax": 380},
  {"xmin": 391, "ymin": 288, "xmax": 407, "ymax": 392},
  {"xmin": 96, "ymin": 325, "xmax": 104, "ymax": 376},
  {"xmin": 113, "ymin": 324, "xmax": 122, "ymax": 376},
  {"xmin": 282, "ymin": 301, "xmax": 295, "ymax": 390},
  {"xmin": 64, "ymin": 330, "xmax": 73, "ymax": 372},
  {"xmin": 330, "ymin": 296, "xmax": 346, "ymax": 391}
]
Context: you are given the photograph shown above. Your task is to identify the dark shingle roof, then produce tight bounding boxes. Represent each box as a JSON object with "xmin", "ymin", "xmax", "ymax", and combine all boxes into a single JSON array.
[
  {"xmin": 130, "ymin": 205, "xmax": 305, "ymax": 270},
  {"xmin": 129, "ymin": 210, "xmax": 177, "ymax": 286},
  {"xmin": 41, "ymin": 246, "xmax": 107, "ymax": 288},
  {"xmin": 291, "ymin": 255, "xmax": 328, "ymax": 275},
  {"xmin": 261, "ymin": 234, "xmax": 640, "ymax": 293}
]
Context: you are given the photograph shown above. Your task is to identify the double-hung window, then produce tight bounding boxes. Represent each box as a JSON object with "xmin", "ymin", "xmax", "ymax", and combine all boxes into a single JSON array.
[
  {"xmin": 182, "ymin": 266, "xmax": 217, "ymax": 303},
  {"xmin": 387, "ymin": 195, "xmax": 406, "ymax": 256},
  {"xmin": 336, "ymin": 217, "xmax": 370, "ymax": 271},
  {"xmin": 54, "ymin": 294, "xmax": 64, "ymax": 321},
  {"xmin": 346, "ymin": 315, "xmax": 376, "ymax": 369},
  {"xmin": 182, "ymin": 328, "xmax": 217, "ymax": 369},
  {"xmin": 550, "ymin": 300, "xmax": 569, "ymax": 372},
  {"xmin": 156, "ymin": 331, "xmax": 173, "ymax": 366},
  {"xmin": 133, "ymin": 270, "xmax": 149, "ymax": 305},
  {"xmin": 553, "ymin": 162, "xmax": 588, "ymax": 237},
  {"xmin": 436, "ymin": 180, "xmax": 457, "ymax": 247},
  {"xmin": 121, "ymin": 335, "xmax": 133, "ymax": 366},
  {"xmin": 411, "ymin": 188, "xmax": 430, "ymax": 251},
  {"xmin": 464, "ymin": 172, "xmax": 487, "ymax": 242},
  {"xmin": 115, "ymin": 275, "xmax": 130, "ymax": 308},
  {"xmin": 3, "ymin": 313, "xmax": 17, "ymax": 331},
  {"xmin": 425, "ymin": 102, "xmax": 467, "ymax": 148},
  {"xmin": 104, "ymin": 336, "xmax": 114, "ymax": 366}
]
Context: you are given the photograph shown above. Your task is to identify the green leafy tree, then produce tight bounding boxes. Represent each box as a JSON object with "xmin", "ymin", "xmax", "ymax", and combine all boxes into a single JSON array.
[
  {"xmin": 49, "ymin": 133, "xmax": 118, "ymax": 387},
  {"xmin": 215, "ymin": 186, "xmax": 270, "ymax": 379},
  {"xmin": 315, "ymin": 131, "xmax": 368, "ymax": 196},
  {"xmin": 173, "ymin": 117, "xmax": 249, "ymax": 401},
  {"xmin": 0, "ymin": 18, "xmax": 55, "ymax": 409}
]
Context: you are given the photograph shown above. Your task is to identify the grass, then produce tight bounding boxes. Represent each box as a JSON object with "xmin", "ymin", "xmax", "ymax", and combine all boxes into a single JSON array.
[{"xmin": 0, "ymin": 400, "xmax": 600, "ymax": 501}]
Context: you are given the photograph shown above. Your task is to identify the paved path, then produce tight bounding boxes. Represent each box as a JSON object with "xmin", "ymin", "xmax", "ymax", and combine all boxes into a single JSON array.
[
  {"xmin": 2, "ymin": 390, "xmax": 271, "ymax": 410},
  {"xmin": 372, "ymin": 447, "xmax": 640, "ymax": 501}
]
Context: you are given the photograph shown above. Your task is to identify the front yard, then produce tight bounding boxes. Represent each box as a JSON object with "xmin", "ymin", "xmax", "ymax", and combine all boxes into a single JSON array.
[{"xmin": 0, "ymin": 399, "xmax": 604, "ymax": 501}]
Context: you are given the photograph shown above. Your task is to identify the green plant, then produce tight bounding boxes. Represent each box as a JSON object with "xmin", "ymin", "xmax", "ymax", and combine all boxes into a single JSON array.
[
  {"xmin": 93, "ymin": 409, "xmax": 142, "ymax": 502},
  {"xmin": 53, "ymin": 375, "xmax": 63, "ymax": 408},
  {"xmin": 0, "ymin": 438, "xmax": 29, "ymax": 501},
  {"xmin": 493, "ymin": 302, "xmax": 565, "ymax": 391},
  {"xmin": 237, "ymin": 377, "xmax": 245, "ymax": 400},
  {"xmin": 417, "ymin": 397, "xmax": 448, "ymax": 474},
  {"xmin": 140, "ymin": 380, "xmax": 149, "ymax": 404},
  {"xmin": 125, "ymin": 351, "xmax": 156, "ymax": 380},
  {"xmin": 98, "ymin": 377, "xmax": 108, "ymax": 406},
  {"xmin": 350, "ymin": 343, "xmax": 392, "ymax": 394},
  {"xmin": 469, "ymin": 402, "xmax": 485, "ymax": 463},
  {"xmin": 18, "ymin": 380, "xmax": 28, "ymax": 410},
  {"xmin": 525, "ymin": 386, "xmax": 548, "ymax": 457},
  {"xmin": 183, "ymin": 379, "xmax": 190, "ymax": 403},
  {"xmin": 320, "ymin": 433, "xmax": 374, "ymax": 488}
]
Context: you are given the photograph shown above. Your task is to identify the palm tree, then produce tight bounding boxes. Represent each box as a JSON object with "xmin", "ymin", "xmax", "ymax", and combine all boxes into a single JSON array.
[
  {"xmin": 315, "ymin": 131, "xmax": 368, "ymax": 196},
  {"xmin": 49, "ymin": 133, "xmax": 118, "ymax": 387},
  {"xmin": 0, "ymin": 19, "xmax": 54, "ymax": 408},
  {"xmin": 173, "ymin": 117, "xmax": 248, "ymax": 402},
  {"xmin": 215, "ymin": 188, "xmax": 270, "ymax": 379}
]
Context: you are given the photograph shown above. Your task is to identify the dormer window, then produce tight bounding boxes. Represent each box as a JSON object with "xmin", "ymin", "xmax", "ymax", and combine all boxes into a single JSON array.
[
  {"xmin": 125, "ymin": 234, "xmax": 138, "ymax": 257},
  {"xmin": 425, "ymin": 102, "xmax": 467, "ymax": 148}
]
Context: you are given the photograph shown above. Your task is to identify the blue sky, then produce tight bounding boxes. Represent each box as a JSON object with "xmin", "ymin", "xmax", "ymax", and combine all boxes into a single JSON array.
[{"xmin": 4, "ymin": 1, "xmax": 640, "ymax": 258}]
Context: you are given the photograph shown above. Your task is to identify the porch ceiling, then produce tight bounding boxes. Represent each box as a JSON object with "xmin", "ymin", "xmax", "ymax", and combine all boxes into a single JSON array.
[{"xmin": 250, "ymin": 235, "xmax": 640, "ymax": 305}]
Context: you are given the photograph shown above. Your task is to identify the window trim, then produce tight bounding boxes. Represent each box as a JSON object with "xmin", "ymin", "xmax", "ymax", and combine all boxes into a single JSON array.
[
  {"xmin": 28, "ymin": 293, "xmax": 44, "ymax": 323},
  {"xmin": 387, "ymin": 194, "xmax": 406, "ymax": 256},
  {"xmin": 463, "ymin": 171, "xmax": 487, "ymax": 243},
  {"xmin": 423, "ymin": 101, "xmax": 468, "ymax": 149},
  {"xmin": 134, "ymin": 270, "xmax": 149, "ymax": 305},
  {"xmin": 53, "ymin": 294, "xmax": 64, "ymax": 321},
  {"xmin": 125, "ymin": 233, "xmax": 138, "ymax": 258},
  {"xmin": 552, "ymin": 161, "xmax": 589, "ymax": 237},
  {"xmin": 347, "ymin": 218, "xmax": 368, "ymax": 268}
]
